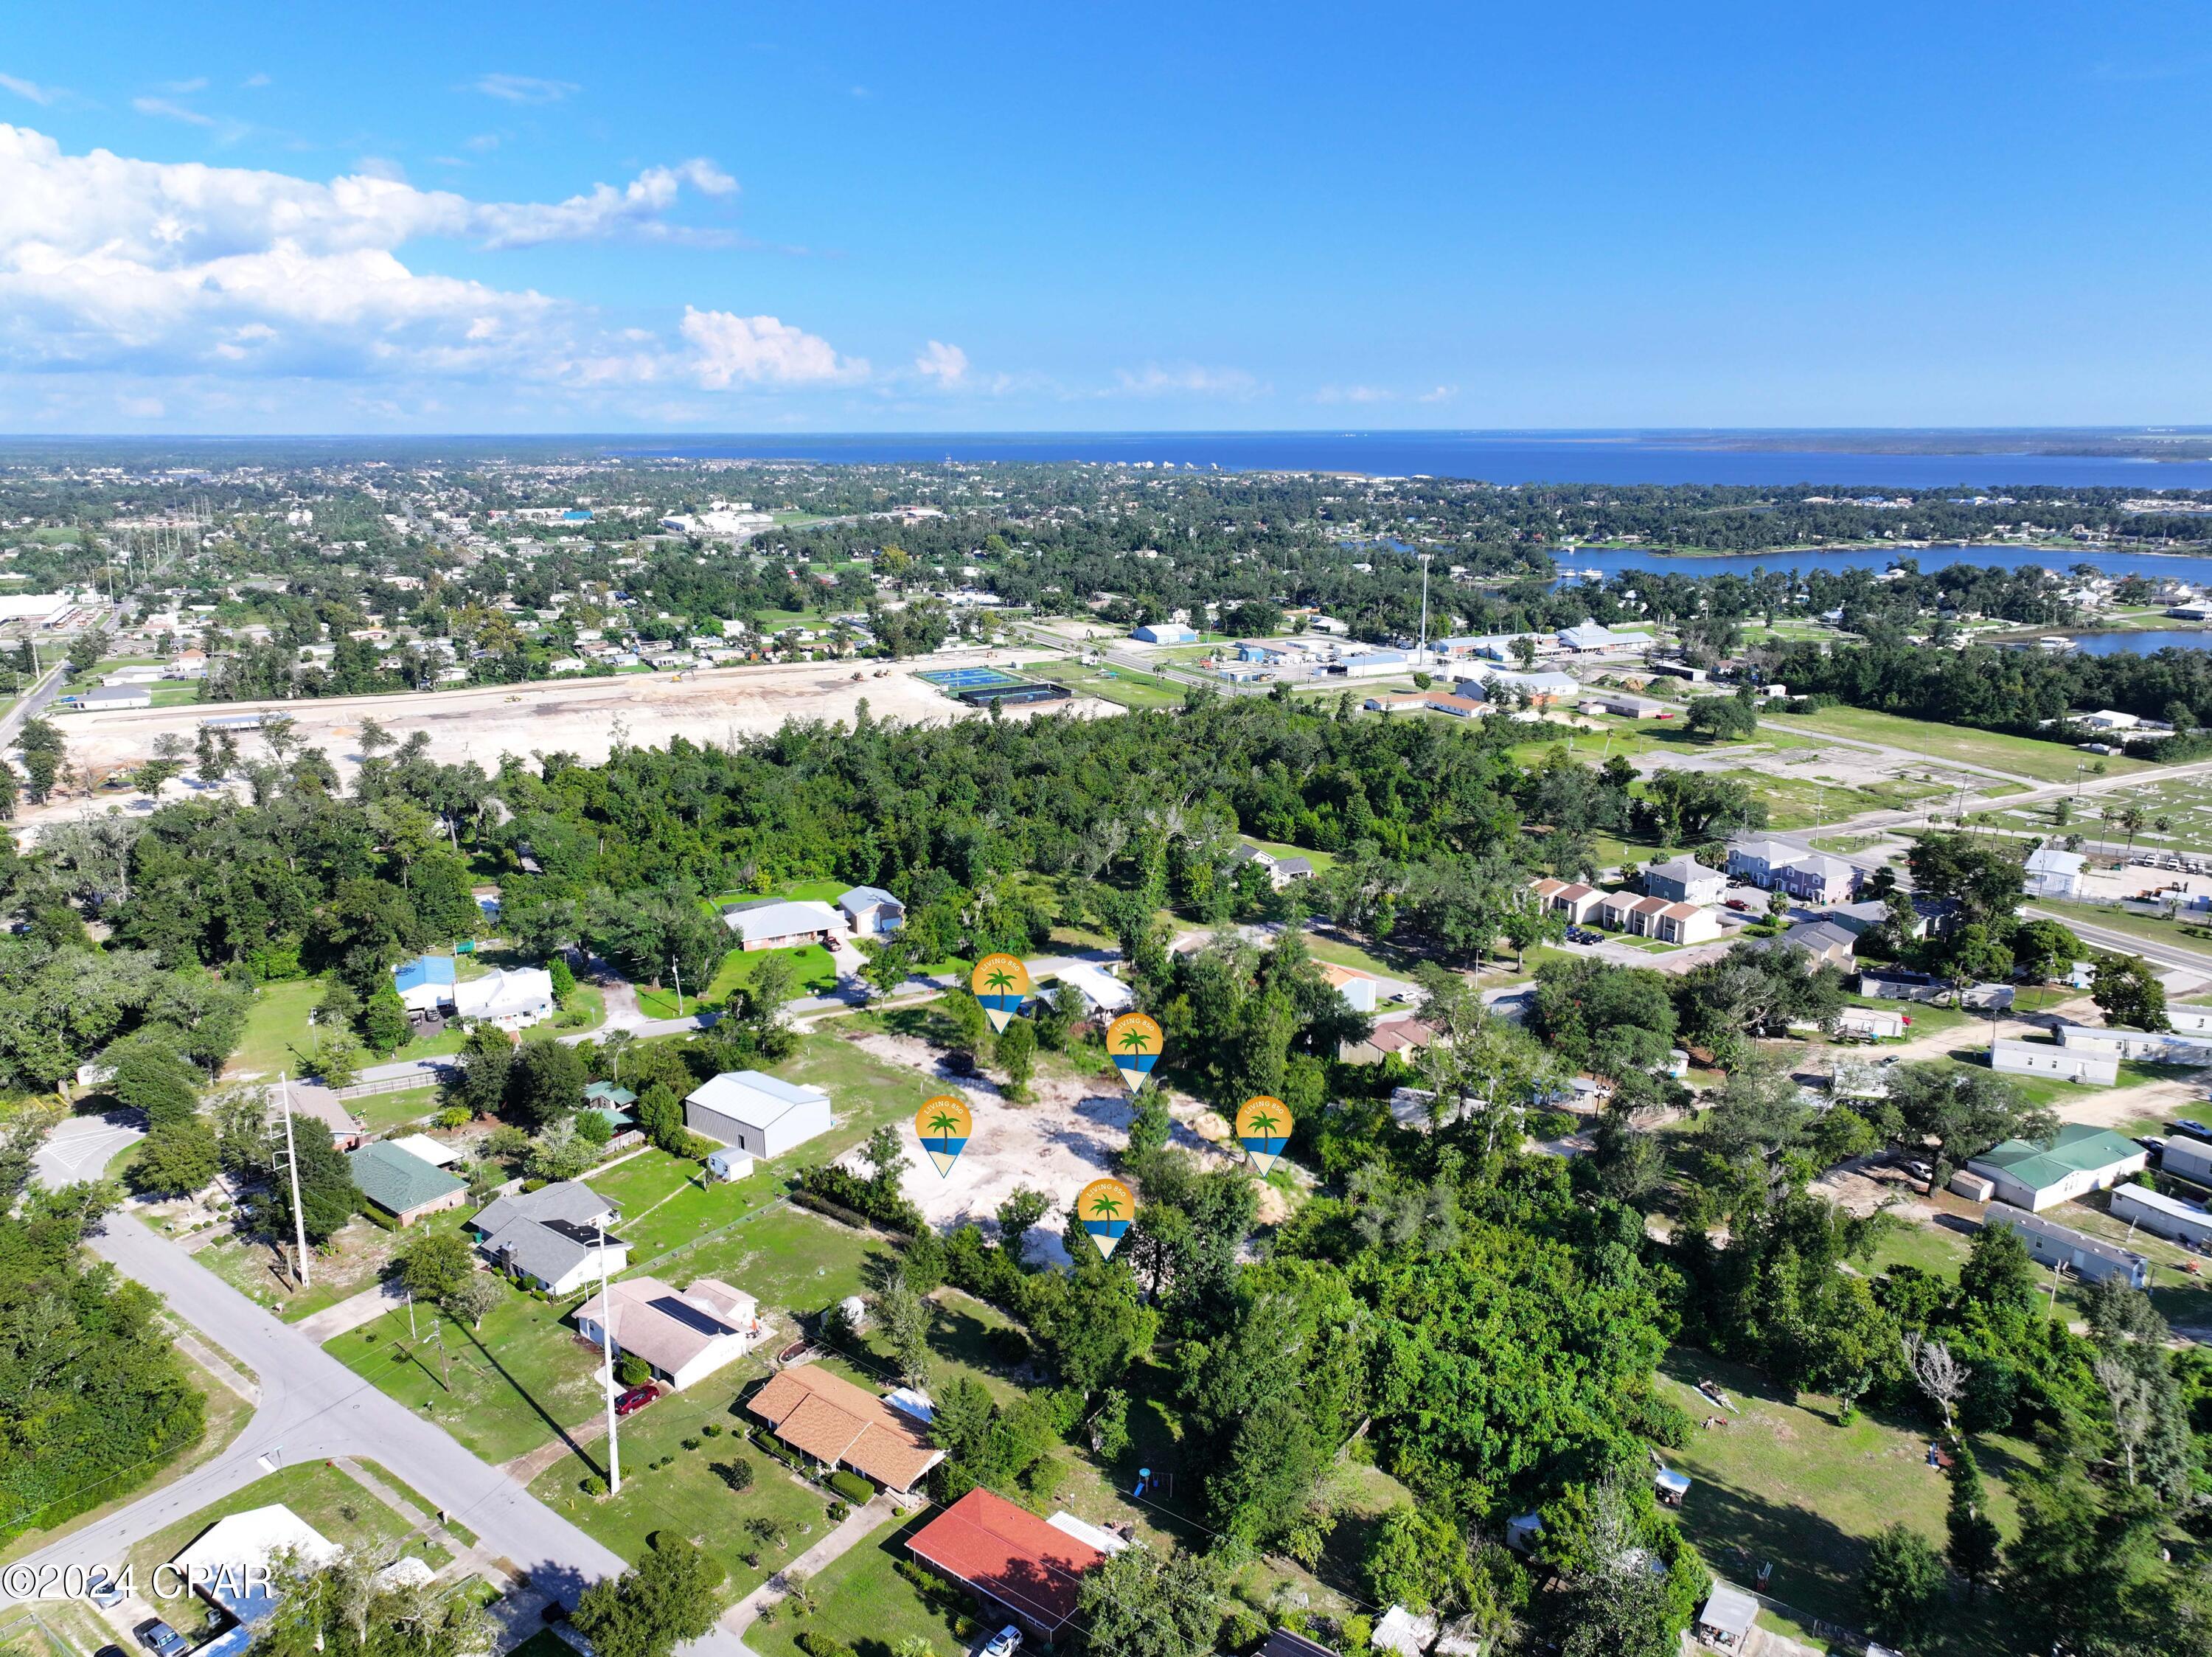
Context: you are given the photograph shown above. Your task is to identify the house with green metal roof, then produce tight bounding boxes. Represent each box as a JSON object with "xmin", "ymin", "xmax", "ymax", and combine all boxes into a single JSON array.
[
  {"xmin": 1965, "ymin": 1122, "xmax": 2149, "ymax": 1212},
  {"xmin": 347, "ymin": 1139, "xmax": 468, "ymax": 1226}
]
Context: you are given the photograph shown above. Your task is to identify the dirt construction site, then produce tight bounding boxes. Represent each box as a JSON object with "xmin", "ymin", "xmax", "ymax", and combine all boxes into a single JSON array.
[
  {"xmin": 831, "ymin": 1029, "xmax": 1268, "ymax": 1268},
  {"xmin": 21, "ymin": 653, "xmax": 1096, "ymax": 824}
]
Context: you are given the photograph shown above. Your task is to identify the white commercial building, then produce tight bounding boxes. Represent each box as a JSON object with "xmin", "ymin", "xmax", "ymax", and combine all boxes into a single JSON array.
[
  {"xmin": 2023, "ymin": 846, "xmax": 2087, "ymax": 900},
  {"xmin": 686, "ymin": 1070, "xmax": 834, "ymax": 1159}
]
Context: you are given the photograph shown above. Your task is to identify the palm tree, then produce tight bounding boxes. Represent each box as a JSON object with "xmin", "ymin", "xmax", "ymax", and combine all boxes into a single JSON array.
[
  {"xmin": 926, "ymin": 1107, "xmax": 963, "ymax": 1139},
  {"xmin": 1118, "ymin": 1026, "xmax": 1153, "ymax": 1055},
  {"xmin": 1243, "ymin": 1107, "xmax": 1282, "ymax": 1141},
  {"xmin": 602, "ymin": 1028, "xmax": 636, "ymax": 1080},
  {"xmin": 982, "ymin": 964, "xmax": 1016, "ymax": 996},
  {"xmin": 1088, "ymin": 1190, "xmax": 1124, "ymax": 1222}
]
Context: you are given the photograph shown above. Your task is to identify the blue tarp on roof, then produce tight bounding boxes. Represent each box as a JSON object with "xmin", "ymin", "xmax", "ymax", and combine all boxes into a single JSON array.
[{"xmin": 393, "ymin": 956, "xmax": 458, "ymax": 993}]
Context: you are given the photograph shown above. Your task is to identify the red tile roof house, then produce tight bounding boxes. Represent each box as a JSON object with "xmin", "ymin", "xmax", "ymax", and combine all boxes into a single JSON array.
[{"xmin": 906, "ymin": 1487, "xmax": 1107, "ymax": 1645}]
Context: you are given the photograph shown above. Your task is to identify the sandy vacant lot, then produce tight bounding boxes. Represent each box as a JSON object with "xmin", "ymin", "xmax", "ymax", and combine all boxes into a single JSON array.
[
  {"xmin": 21, "ymin": 651, "xmax": 1102, "ymax": 829},
  {"xmin": 834, "ymin": 1030, "xmax": 1244, "ymax": 1268}
]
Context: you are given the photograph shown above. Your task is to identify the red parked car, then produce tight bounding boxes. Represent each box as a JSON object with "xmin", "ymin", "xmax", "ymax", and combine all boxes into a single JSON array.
[{"xmin": 615, "ymin": 1383, "xmax": 661, "ymax": 1417}]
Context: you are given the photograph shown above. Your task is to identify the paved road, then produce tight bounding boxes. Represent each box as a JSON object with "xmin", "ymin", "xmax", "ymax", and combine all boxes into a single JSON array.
[
  {"xmin": 14, "ymin": 1139, "xmax": 759, "ymax": 1657},
  {"xmin": 2025, "ymin": 906, "xmax": 2212, "ymax": 979}
]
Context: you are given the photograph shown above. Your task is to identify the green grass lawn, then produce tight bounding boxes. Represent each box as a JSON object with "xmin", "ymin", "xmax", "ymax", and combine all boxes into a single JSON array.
[
  {"xmin": 354, "ymin": 1084, "xmax": 443, "ymax": 1135},
  {"xmin": 326, "ymin": 1281, "xmax": 608, "ymax": 1462},
  {"xmin": 1023, "ymin": 659, "xmax": 1186, "ymax": 711},
  {"xmin": 745, "ymin": 1512, "xmax": 970, "ymax": 1657},
  {"xmin": 1238, "ymin": 835, "xmax": 1338, "ymax": 873},
  {"xmin": 201, "ymin": 1206, "xmax": 467, "ymax": 1323},
  {"xmin": 1656, "ymin": 1349, "xmax": 2037, "ymax": 1642},
  {"xmin": 123, "ymin": 1462, "xmax": 451, "ymax": 1640},
  {"xmin": 227, "ymin": 976, "xmax": 470, "ymax": 1080},
  {"xmin": 1768, "ymin": 706, "xmax": 2151, "ymax": 784},
  {"xmin": 2028, "ymin": 897, "xmax": 2212, "ymax": 956},
  {"xmin": 527, "ymin": 1354, "xmax": 846, "ymax": 1607}
]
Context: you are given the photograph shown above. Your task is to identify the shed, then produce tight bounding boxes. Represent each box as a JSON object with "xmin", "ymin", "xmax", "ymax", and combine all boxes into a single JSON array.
[
  {"xmin": 1371, "ymin": 1606, "xmax": 1439, "ymax": 1657},
  {"xmin": 705, "ymin": 1145, "xmax": 757, "ymax": 1183},
  {"xmin": 1695, "ymin": 1584, "xmax": 1759, "ymax": 1651},
  {"xmin": 1655, "ymin": 1467, "xmax": 1691, "ymax": 1507}
]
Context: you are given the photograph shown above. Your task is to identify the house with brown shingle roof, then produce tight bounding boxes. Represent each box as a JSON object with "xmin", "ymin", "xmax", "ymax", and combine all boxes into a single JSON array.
[{"xmin": 748, "ymin": 1363, "xmax": 945, "ymax": 1493}]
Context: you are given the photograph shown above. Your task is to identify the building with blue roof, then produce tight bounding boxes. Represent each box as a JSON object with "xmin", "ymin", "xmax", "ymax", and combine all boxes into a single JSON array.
[{"xmin": 392, "ymin": 954, "xmax": 458, "ymax": 1013}]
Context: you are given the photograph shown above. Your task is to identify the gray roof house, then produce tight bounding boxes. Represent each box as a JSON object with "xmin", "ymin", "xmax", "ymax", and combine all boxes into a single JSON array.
[
  {"xmin": 1642, "ymin": 855, "xmax": 1725, "ymax": 906},
  {"xmin": 471, "ymin": 1181, "xmax": 627, "ymax": 1295},
  {"xmin": 1770, "ymin": 920, "xmax": 1857, "ymax": 968}
]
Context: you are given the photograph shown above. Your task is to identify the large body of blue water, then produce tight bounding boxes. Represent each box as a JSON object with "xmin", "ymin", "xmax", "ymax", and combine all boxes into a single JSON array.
[
  {"xmin": 1557, "ymin": 543, "xmax": 2212, "ymax": 586},
  {"xmin": 621, "ymin": 430, "xmax": 2212, "ymax": 491}
]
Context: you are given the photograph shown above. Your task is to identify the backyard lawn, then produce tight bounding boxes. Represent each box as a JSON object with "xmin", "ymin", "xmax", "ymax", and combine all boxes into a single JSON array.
[
  {"xmin": 226, "ymin": 976, "xmax": 468, "ymax": 1081},
  {"xmin": 1655, "ymin": 1349, "xmax": 2038, "ymax": 1642},
  {"xmin": 325, "ymin": 1281, "xmax": 608, "ymax": 1463},
  {"xmin": 1767, "ymin": 706, "xmax": 2150, "ymax": 784},
  {"xmin": 527, "ymin": 1353, "xmax": 848, "ymax": 1605},
  {"xmin": 637, "ymin": 943, "xmax": 839, "ymax": 1017},
  {"xmin": 122, "ymin": 1462, "xmax": 451, "ymax": 1640}
]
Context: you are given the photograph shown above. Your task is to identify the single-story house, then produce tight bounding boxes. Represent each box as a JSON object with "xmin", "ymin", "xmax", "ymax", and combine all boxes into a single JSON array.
[
  {"xmin": 1230, "ymin": 843, "xmax": 1315, "ymax": 889},
  {"xmin": 1261, "ymin": 1632, "xmax": 1340, "ymax": 1657},
  {"xmin": 1966, "ymin": 1122, "xmax": 2146, "ymax": 1209},
  {"xmin": 1989, "ymin": 1036, "xmax": 2121, "ymax": 1090},
  {"xmin": 749, "ymin": 1362, "xmax": 945, "ymax": 1493},
  {"xmin": 284, "ymin": 1080, "xmax": 364, "ymax": 1150},
  {"xmin": 685, "ymin": 1070, "xmax": 833, "ymax": 1159},
  {"xmin": 574, "ymin": 1275, "xmax": 762, "ymax": 1390},
  {"xmin": 1371, "ymin": 1607, "xmax": 1440, "ymax": 1657},
  {"xmin": 1837, "ymin": 1005, "xmax": 1908, "ymax": 1041},
  {"xmin": 1983, "ymin": 1203, "xmax": 2150, "ymax": 1289},
  {"xmin": 347, "ymin": 1139, "xmax": 467, "ymax": 1226},
  {"xmin": 1042, "ymin": 962, "xmax": 1135, "ymax": 1018},
  {"xmin": 1340, "ymin": 1015, "xmax": 1439, "ymax": 1066},
  {"xmin": 2163, "ymin": 1134, "xmax": 2212, "ymax": 1187},
  {"xmin": 2055, "ymin": 1021, "xmax": 2212, "ymax": 1066},
  {"xmin": 838, "ymin": 886, "xmax": 905, "ymax": 936},
  {"xmin": 1858, "ymin": 968, "xmax": 1950, "ymax": 1002},
  {"xmin": 2023, "ymin": 846, "xmax": 2087, "ymax": 900},
  {"xmin": 393, "ymin": 953, "xmax": 459, "ymax": 1014},
  {"xmin": 2109, "ymin": 1183, "xmax": 2212, "ymax": 1249},
  {"xmin": 1771, "ymin": 920, "xmax": 1857, "ymax": 968},
  {"xmin": 1321, "ymin": 961, "xmax": 1383, "ymax": 1013},
  {"xmin": 2167, "ymin": 1004, "xmax": 2212, "ymax": 1035},
  {"xmin": 452, "ymin": 965, "xmax": 556, "ymax": 1029},
  {"xmin": 473, "ymin": 1181, "xmax": 627, "ymax": 1294},
  {"xmin": 720, "ymin": 897, "xmax": 845, "ymax": 951},
  {"xmin": 1643, "ymin": 855, "xmax": 1727, "ymax": 907},
  {"xmin": 906, "ymin": 1486, "xmax": 1107, "ymax": 1644},
  {"xmin": 171, "ymin": 1504, "xmax": 338, "ymax": 1639},
  {"xmin": 1579, "ymin": 692, "xmax": 1669, "ymax": 718},
  {"xmin": 1695, "ymin": 1584, "xmax": 1759, "ymax": 1653}
]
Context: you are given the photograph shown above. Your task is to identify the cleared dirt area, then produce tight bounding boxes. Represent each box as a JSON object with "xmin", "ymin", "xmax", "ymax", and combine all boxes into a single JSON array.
[
  {"xmin": 20, "ymin": 653, "xmax": 1101, "ymax": 829},
  {"xmin": 835, "ymin": 1031, "xmax": 1239, "ymax": 1267}
]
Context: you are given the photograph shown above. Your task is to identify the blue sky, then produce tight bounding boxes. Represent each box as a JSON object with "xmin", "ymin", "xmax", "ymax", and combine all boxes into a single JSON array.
[{"xmin": 2, "ymin": 2, "xmax": 2208, "ymax": 432}]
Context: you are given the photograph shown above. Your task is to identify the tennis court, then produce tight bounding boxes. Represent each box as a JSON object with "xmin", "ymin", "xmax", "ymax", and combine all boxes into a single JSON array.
[{"xmin": 917, "ymin": 666, "xmax": 1025, "ymax": 689}]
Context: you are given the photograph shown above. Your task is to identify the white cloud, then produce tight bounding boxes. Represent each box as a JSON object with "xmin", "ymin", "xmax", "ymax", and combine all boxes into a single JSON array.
[
  {"xmin": 0, "ymin": 125, "xmax": 859, "ymax": 411},
  {"xmin": 159, "ymin": 77, "xmax": 209, "ymax": 95},
  {"xmin": 1115, "ymin": 363, "xmax": 1262, "ymax": 397},
  {"xmin": 1417, "ymin": 384, "xmax": 1457, "ymax": 403},
  {"xmin": 1315, "ymin": 383, "xmax": 1392, "ymax": 404},
  {"xmin": 132, "ymin": 96, "xmax": 217, "ymax": 127},
  {"xmin": 914, "ymin": 340, "xmax": 967, "ymax": 385},
  {"xmin": 0, "ymin": 72, "xmax": 60, "ymax": 106},
  {"xmin": 243, "ymin": 72, "xmax": 271, "ymax": 88},
  {"xmin": 473, "ymin": 73, "xmax": 579, "ymax": 104},
  {"xmin": 116, "ymin": 395, "xmax": 164, "ymax": 417},
  {"xmin": 682, "ymin": 307, "xmax": 863, "ymax": 387}
]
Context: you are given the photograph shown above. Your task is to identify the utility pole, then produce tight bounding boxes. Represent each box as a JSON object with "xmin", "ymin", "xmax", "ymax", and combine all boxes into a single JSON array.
[
  {"xmin": 279, "ymin": 1071, "xmax": 310, "ymax": 1289},
  {"xmin": 670, "ymin": 959, "xmax": 684, "ymax": 1020},
  {"xmin": 1416, "ymin": 553, "xmax": 1432, "ymax": 669},
  {"xmin": 596, "ymin": 1217, "xmax": 622, "ymax": 1494}
]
